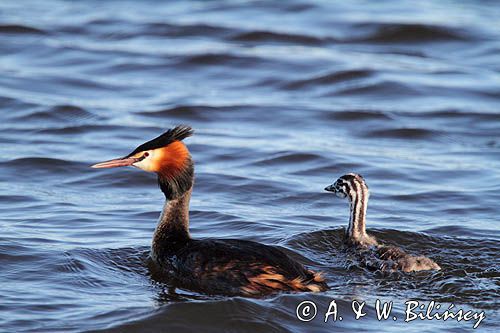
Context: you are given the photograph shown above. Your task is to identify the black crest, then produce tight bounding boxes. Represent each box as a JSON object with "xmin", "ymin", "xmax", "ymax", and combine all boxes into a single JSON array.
[{"xmin": 126, "ymin": 125, "xmax": 194, "ymax": 157}]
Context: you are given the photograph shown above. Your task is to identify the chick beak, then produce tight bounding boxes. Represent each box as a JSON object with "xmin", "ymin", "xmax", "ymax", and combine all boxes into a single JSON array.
[
  {"xmin": 91, "ymin": 157, "xmax": 139, "ymax": 169},
  {"xmin": 324, "ymin": 184, "xmax": 336, "ymax": 192}
]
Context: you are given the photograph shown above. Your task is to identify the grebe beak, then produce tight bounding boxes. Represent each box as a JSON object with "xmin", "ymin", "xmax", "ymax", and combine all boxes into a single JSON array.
[
  {"xmin": 324, "ymin": 184, "xmax": 335, "ymax": 192},
  {"xmin": 91, "ymin": 157, "xmax": 139, "ymax": 169}
]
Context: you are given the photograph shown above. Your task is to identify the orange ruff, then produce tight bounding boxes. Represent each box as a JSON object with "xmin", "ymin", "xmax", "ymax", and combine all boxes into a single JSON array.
[{"xmin": 153, "ymin": 141, "xmax": 190, "ymax": 179}]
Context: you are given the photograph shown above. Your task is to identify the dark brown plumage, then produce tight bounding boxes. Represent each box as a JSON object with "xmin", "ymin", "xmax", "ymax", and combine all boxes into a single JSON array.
[{"xmin": 153, "ymin": 238, "xmax": 325, "ymax": 296}]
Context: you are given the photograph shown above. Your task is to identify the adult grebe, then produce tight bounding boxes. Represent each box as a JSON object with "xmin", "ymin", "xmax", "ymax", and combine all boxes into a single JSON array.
[
  {"xmin": 92, "ymin": 125, "xmax": 326, "ymax": 296},
  {"xmin": 325, "ymin": 173, "xmax": 440, "ymax": 272}
]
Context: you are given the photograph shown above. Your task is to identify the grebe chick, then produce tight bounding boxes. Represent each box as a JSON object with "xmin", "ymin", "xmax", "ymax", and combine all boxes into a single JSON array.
[
  {"xmin": 325, "ymin": 173, "xmax": 440, "ymax": 273},
  {"xmin": 92, "ymin": 126, "xmax": 326, "ymax": 296}
]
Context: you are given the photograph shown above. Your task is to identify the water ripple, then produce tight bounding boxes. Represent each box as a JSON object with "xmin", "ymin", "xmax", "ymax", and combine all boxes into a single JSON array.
[
  {"xmin": 1, "ymin": 0, "xmax": 499, "ymax": 332},
  {"xmin": 351, "ymin": 23, "xmax": 471, "ymax": 43},
  {"xmin": 0, "ymin": 24, "xmax": 46, "ymax": 35}
]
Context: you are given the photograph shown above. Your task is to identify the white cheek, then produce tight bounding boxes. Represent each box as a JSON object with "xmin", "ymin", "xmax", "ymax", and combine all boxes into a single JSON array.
[
  {"xmin": 133, "ymin": 159, "xmax": 149, "ymax": 170},
  {"xmin": 132, "ymin": 151, "xmax": 156, "ymax": 172}
]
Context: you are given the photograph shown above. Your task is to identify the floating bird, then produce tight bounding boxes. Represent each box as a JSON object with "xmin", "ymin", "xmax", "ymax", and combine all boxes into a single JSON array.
[
  {"xmin": 92, "ymin": 125, "xmax": 327, "ymax": 296},
  {"xmin": 325, "ymin": 173, "xmax": 440, "ymax": 272}
]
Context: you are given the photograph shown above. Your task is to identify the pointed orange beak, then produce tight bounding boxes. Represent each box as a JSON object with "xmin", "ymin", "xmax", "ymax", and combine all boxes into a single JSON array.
[{"xmin": 91, "ymin": 157, "xmax": 139, "ymax": 169}]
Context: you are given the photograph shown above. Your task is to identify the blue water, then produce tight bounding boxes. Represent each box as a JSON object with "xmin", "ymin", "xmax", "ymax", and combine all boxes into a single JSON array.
[{"xmin": 0, "ymin": 1, "xmax": 499, "ymax": 332}]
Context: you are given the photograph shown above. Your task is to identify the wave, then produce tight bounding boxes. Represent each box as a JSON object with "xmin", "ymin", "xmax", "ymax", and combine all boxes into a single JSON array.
[
  {"xmin": 1, "ymin": 1, "xmax": 498, "ymax": 332},
  {"xmin": 250, "ymin": 152, "xmax": 327, "ymax": 167},
  {"xmin": 36, "ymin": 124, "xmax": 124, "ymax": 135},
  {"xmin": 145, "ymin": 22, "xmax": 234, "ymax": 38},
  {"xmin": 325, "ymin": 109, "xmax": 391, "ymax": 121},
  {"xmin": 178, "ymin": 53, "xmax": 266, "ymax": 67},
  {"xmin": 351, "ymin": 23, "xmax": 470, "ymax": 43},
  {"xmin": 362, "ymin": 128, "xmax": 436, "ymax": 139},
  {"xmin": 137, "ymin": 105, "xmax": 215, "ymax": 121},
  {"xmin": 230, "ymin": 30, "xmax": 327, "ymax": 45},
  {"xmin": 0, "ymin": 24, "xmax": 46, "ymax": 35},
  {"xmin": 327, "ymin": 80, "xmax": 420, "ymax": 97},
  {"xmin": 15, "ymin": 105, "xmax": 100, "ymax": 122},
  {"xmin": 2, "ymin": 157, "xmax": 78, "ymax": 168},
  {"xmin": 283, "ymin": 69, "xmax": 374, "ymax": 90}
]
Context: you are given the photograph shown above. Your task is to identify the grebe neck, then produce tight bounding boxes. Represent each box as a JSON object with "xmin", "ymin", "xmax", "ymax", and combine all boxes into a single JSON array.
[
  {"xmin": 347, "ymin": 189, "xmax": 367, "ymax": 239},
  {"xmin": 346, "ymin": 183, "xmax": 377, "ymax": 246},
  {"xmin": 152, "ymin": 187, "xmax": 192, "ymax": 260}
]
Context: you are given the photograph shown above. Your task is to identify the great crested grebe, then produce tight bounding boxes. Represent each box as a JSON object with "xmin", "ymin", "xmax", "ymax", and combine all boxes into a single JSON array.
[
  {"xmin": 92, "ymin": 126, "xmax": 327, "ymax": 296},
  {"xmin": 325, "ymin": 173, "xmax": 440, "ymax": 272}
]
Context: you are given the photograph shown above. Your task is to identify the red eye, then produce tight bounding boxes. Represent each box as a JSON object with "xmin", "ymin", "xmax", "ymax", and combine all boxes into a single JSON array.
[{"xmin": 143, "ymin": 152, "xmax": 149, "ymax": 158}]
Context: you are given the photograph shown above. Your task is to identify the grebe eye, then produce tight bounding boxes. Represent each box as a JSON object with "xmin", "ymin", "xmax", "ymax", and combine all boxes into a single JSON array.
[{"xmin": 136, "ymin": 152, "xmax": 149, "ymax": 162}]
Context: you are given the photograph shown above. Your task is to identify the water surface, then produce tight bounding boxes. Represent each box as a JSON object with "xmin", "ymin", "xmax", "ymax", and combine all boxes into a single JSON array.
[{"xmin": 1, "ymin": 0, "xmax": 499, "ymax": 332}]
